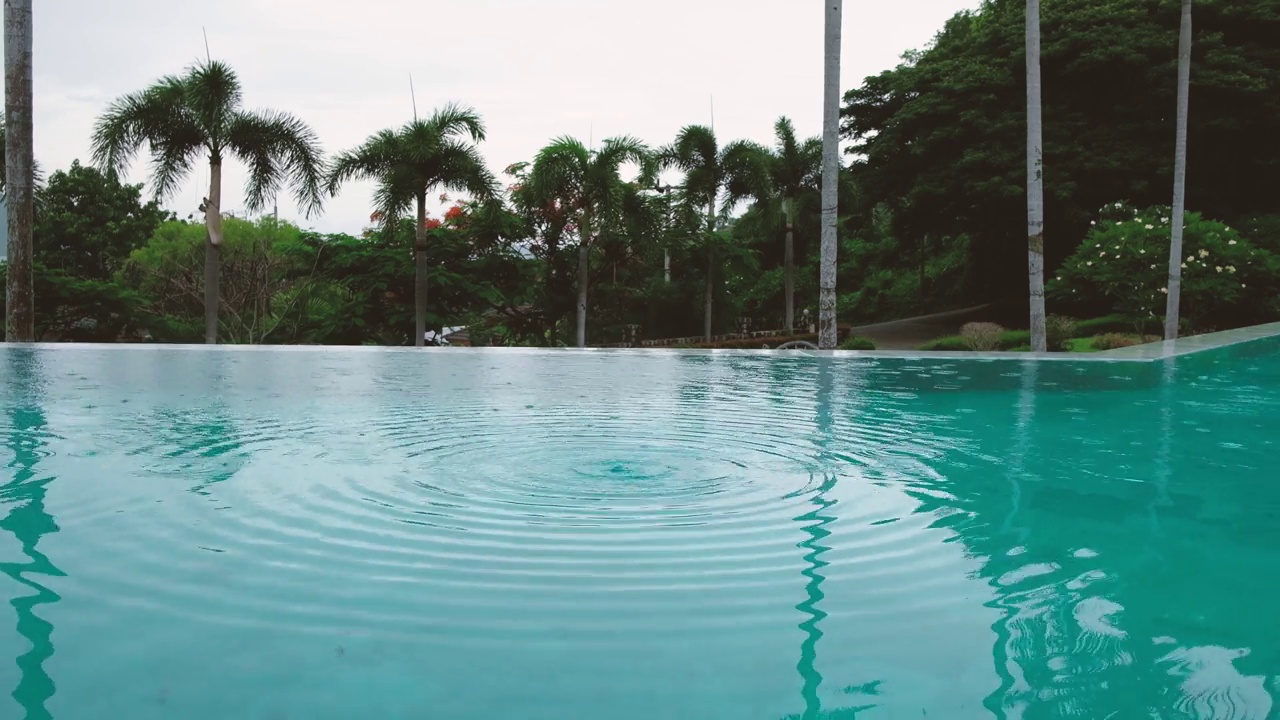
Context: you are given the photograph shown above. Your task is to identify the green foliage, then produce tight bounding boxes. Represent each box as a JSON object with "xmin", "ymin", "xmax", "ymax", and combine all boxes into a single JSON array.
[
  {"xmin": 842, "ymin": 0, "xmax": 1280, "ymax": 307},
  {"xmin": 919, "ymin": 335, "xmax": 972, "ymax": 352},
  {"xmin": 838, "ymin": 336, "xmax": 876, "ymax": 351},
  {"xmin": 999, "ymin": 330, "xmax": 1030, "ymax": 349},
  {"xmin": 1049, "ymin": 203, "xmax": 1279, "ymax": 330},
  {"xmin": 1074, "ymin": 314, "xmax": 1133, "ymax": 336}
]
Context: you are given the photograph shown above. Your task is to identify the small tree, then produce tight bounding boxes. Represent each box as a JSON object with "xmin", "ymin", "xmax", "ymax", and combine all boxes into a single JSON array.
[{"xmin": 93, "ymin": 60, "xmax": 325, "ymax": 344}]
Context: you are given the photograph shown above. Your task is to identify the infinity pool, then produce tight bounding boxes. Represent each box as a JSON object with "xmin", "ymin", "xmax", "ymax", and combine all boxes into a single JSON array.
[{"xmin": 2, "ymin": 335, "xmax": 1279, "ymax": 719}]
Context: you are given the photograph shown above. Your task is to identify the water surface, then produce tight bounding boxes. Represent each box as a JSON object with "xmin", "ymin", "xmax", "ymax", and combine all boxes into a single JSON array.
[{"xmin": 2, "ymin": 341, "xmax": 1279, "ymax": 719}]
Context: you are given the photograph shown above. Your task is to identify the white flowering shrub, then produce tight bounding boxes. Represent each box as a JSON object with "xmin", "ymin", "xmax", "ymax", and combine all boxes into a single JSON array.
[{"xmin": 1049, "ymin": 202, "xmax": 1280, "ymax": 329}]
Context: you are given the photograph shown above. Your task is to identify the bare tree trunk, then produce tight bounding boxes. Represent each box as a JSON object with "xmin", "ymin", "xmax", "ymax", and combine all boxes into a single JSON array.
[
  {"xmin": 784, "ymin": 198, "xmax": 796, "ymax": 332},
  {"xmin": 1026, "ymin": 0, "xmax": 1048, "ymax": 352},
  {"xmin": 4, "ymin": 0, "xmax": 34, "ymax": 342},
  {"xmin": 705, "ymin": 198, "xmax": 716, "ymax": 342},
  {"xmin": 819, "ymin": 0, "xmax": 842, "ymax": 349},
  {"xmin": 1165, "ymin": 0, "xmax": 1193, "ymax": 341},
  {"xmin": 415, "ymin": 192, "xmax": 427, "ymax": 347},
  {"xmin": 664, "ymin": 248, "xmax": 671, "ymax": 283},
  {"xmin": 576, "ymin": 223, "xmax": 590, "ymax": 348},
  {"xmin": 204, "ymin": 158, "xmax": 224, "ymax": 344}
]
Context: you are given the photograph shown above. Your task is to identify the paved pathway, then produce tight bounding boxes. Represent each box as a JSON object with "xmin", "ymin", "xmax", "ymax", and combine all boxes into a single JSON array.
[{"xmin": 850, "ymin": 305, "xmax": 993, "ymax": 350}]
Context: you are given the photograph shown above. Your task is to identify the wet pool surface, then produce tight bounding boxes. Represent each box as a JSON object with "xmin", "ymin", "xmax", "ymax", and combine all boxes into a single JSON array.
[{"xmin": 2, "ymin": 339, "xmax": 1279, "ymax": 719}]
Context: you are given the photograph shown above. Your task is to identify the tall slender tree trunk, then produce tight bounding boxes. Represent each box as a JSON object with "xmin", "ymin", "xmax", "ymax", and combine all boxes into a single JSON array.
[
  {"xmin": 705, "ymin": 199, "xmax": 716, "ymax": 342},
  {"xmin": 819, "ymin": 0, "xmax": 842, "ymax": 349},
  {"xmin": 576, "ymin": 223, "xmax": 590, "ymax": 348},
  {"xmin": 784, "ymin": 198, "xmax": 796, "ymax": 333},
  {"xmin": 1165, "ymin": 0, "xmax": 1193, "ymax": 341},
  {"xmin": 415, "ymin": 192, "xmax": 428, "ymax": 348},
  {"xmin": 204, "ymin": 157, "xmax": 224, "ymax": 345},
  {"xmin": 3, "ymin": 0, "xmax": 34, "ymax": 343},
  {"xmin": 1025, "ymin": 0, "xmax": 1048, "ymax": 352},
  {"xmin": 664, "ymin": 248, "xmax": 671, "ymax": 283}
]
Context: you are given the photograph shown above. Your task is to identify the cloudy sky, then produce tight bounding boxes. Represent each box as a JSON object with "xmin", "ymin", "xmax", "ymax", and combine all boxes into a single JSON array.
[{"xmin": 23, "ymin": 0, "xmax": 978, "ymax": 234}]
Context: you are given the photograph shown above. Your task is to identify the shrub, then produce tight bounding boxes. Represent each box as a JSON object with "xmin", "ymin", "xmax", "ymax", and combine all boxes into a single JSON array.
[
  {"xmin": 960, "ymin": 322, "xmax": 1005, "ymax": 351},
  {"xmin": 1048, "ymin": 202, "xmax": 1280, "ymax": 329},
  {"xmin": 920, "ymin": 335, "xmax": 973, "ymax": 351},
  {"xmin": 1092, "ymin": 333, "xmax": 1161, "ymax": 351},
  {"xmin": 838, "ymin": 336, "xmax": 877, "ymax": 350},
  {"xmin": 1008, "ymin": 344, "xmax": 1032, "ymax": 352},
  {"xmin": 1046, "ymin": 315, "xmax": 1077, "ymax": 351}
]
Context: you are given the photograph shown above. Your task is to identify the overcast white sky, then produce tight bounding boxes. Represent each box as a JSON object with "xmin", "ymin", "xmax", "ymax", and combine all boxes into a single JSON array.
[{"xmin": 21, "ymin": 0, "xmax": 978, "ymax": 234}]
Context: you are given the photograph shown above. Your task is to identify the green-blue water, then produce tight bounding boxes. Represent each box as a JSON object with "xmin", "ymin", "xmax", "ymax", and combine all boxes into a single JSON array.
[{"xmin": 2, "ymin": 340, "xmax": 1279, "ymax": 719}]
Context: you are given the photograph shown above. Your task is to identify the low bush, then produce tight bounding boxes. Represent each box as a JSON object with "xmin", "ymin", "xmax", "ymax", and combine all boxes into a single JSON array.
[
  {"xmin": 1046, "ymin": 315, "xmax": 1077, "ymax": 350},
  {"xmin": 838, "ymin": 336, "xmax": 877, "ymax": 350},
  {"xmin": 960, "ymin": 322, "xmax": 1005, "ymax": 351},
  {"xmin": 1092, "ymin": 333, "xmax": 1161, "ymax": 351}
]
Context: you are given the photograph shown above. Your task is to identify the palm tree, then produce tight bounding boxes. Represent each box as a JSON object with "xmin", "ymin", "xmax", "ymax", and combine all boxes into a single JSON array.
[
  {"xmin": 92, "ymin": 60, "xmax": 325, "ymax": 345},
  {"xmin": 661, "ymin": 125, "xmax": 769, "ymax": 342},
  {"xmin": 819, "ymin": 0, "xmax": 843, "ymax": 349},
  {"xmin": 327, "ymin": 104, "xmax": 496, "ymax": 347},
  {"xmin": 767, "ymin": 117, "xmax": 822, "ymax": 333},
  {"xmin": 526, "ymin": 136, "xmax": 649, "ymax": 348},
  {"xmin": 1164, "ymin": 0, "xmax": 1193, "ymax": 341},
  {"xmin": 1025, "ymin": 0, "xmax": 1048, "ymax": 352},
  {"xmin": 4, "ymin": 0, "xmax": 34, "ymax": 342}
]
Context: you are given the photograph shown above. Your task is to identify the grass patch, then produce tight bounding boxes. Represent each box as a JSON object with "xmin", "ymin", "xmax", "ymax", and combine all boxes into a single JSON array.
[
  {"xmin": 1073, "ymin": 315, "xmax": 1133, "ymax": 337},
  {"xmin": 1065, "ymin": 337, "xmax": 1101, "ymax": 353},
  {"xmin": 919, "ymin": 335, "xmax": 972, "ymax": 351},
  {"xmin": 839, "ymin": 336, "xmax": 877, "ymax": 350},
  {"xmin": 998, "ymin": 330, "xmax": 1030, "ymax": 350}
]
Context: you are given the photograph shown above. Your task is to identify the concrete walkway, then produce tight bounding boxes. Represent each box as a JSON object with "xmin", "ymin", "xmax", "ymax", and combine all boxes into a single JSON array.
[{"xmin": 851, "ymin": 305, "xmax": 993, "ymax": 350}]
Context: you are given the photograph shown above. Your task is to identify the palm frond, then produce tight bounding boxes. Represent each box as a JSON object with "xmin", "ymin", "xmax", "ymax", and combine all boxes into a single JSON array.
[
  {"xmin": 326, "ymin": 128, "xmax": 399, "ymax": 196},
  {"xmin": 721, "ymin": 140, "xmax": 772, "ymax": 207},
  {"xmin": 435, "ymin": 139, "xmax": 498, "ymax": 199},
  {"xmin": 91, "ymin": 75, "xmax": 207, "ymax": 199},
  {"xmin": 425, "ymin": 102, "xmax": 486, "ymax": 143},
  {"xmin": 226, "ymin": 109, "xmax": 326, "ymax": 216},
  {"xmin": 185, "ymin": 60, "xmax": 243, "ymax": 144}
]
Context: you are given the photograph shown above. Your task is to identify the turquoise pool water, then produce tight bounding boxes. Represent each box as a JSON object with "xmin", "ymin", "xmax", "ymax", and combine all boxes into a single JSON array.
[{"xmin": 2, "ymin": 338, "xmax": 1279, "ymax": 719}]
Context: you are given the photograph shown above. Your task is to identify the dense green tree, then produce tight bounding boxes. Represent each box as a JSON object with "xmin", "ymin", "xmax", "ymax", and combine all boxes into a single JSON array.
[
  {"xmin": 93, "ymin": 59, "xmax": 325, "ymax": 344},
  {"xmin": 327, "ymin": 104, "xmax": 497, "ymax": 347},
  {"xmin": 35, "ymin": 161, "xmax": 168, "ymax": 280},
  {"xmin": 842, "ymin": 0, "xmax": 1280, "ymax": 311}
]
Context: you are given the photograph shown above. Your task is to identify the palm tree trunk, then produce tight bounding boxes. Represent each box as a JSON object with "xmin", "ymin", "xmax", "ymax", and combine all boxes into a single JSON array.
[
  {"xmin": 1165, "ymin": 0, "xmax": 1193, "ymax": 341},
  {"xmin": 415, "ymin": 192, "xmax": 428, "ymax": 348},
  {"xmin": 576, "ymin": 223, "xmax": 590, "ymax": 348},
  {"xmin": 784, "ymin": 198, "xmax": 796, "ymax": 333},
  {"xmin": 664, "ymin": 249, "xmax": 671, "ymax": 283},
  {"xmin": 705, "ymin": 198, "xmax": 716, "ymax": 342},
  {"xmin": 1025, "ymin": 0, "xmax": 1048, "ymax": 352},
  {"xmin": 819, "ymin": 0, "xmax": 842, "ymax": 350},
  {"xmin": 204, "ymin": 157, "xmax": 224, "ymax": 345},
  {"xmin": 3, "ymin": 0, "xmax": 34, "ymax": 343}
]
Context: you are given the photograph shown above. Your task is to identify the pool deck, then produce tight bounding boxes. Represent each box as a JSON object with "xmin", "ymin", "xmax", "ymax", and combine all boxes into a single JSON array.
[{"xmin": 5, "ymin": 322, "xmax": 1280, "ymax": 363}]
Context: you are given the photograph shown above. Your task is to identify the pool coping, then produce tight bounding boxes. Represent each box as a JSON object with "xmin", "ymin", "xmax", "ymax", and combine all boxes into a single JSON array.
[{"xmin": 5, "ymin": 322, "xmax": 1279, "ymax": 363}]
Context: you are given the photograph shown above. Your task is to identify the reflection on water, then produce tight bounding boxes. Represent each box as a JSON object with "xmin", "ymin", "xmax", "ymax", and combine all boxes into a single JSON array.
[
  {"xmin": 1, "ymin": 351, "xmax": 61, "ymax": 720},
  {"xmin": 0, "ymin": 341, "xmax": 1278, "ymax": 719}
]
